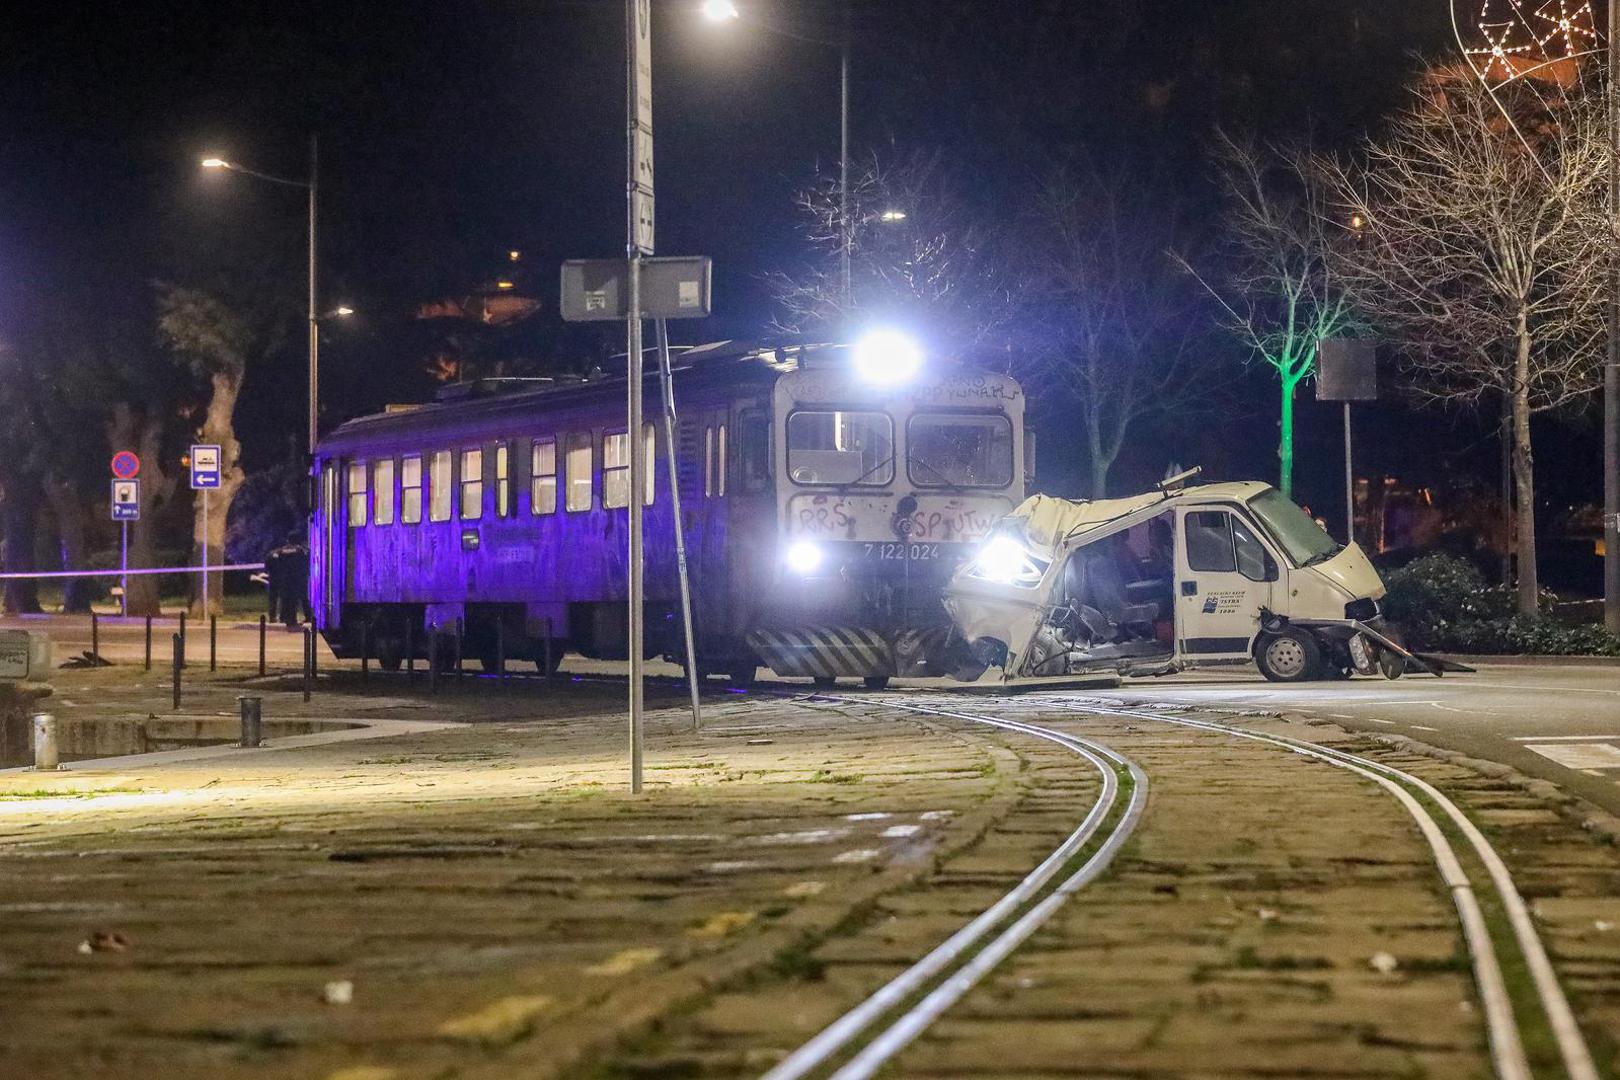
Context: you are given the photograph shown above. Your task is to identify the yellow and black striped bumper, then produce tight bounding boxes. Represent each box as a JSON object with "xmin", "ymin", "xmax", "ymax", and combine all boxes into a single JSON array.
[{"xmin": 746, "ymin": 626, "xmax": 894, "ymax": 679}]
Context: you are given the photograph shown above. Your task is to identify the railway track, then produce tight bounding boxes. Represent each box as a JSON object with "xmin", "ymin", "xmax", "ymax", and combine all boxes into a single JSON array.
[
  {"xmin": 760, "ymin": 689, "xmax": 1597, "ymax": 1080},
  {"xmin": 759, "ymin": 693, "xmax": 1148, "ymax": 1080}
]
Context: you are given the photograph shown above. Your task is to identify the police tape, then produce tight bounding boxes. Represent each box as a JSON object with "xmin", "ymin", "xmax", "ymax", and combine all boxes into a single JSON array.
[{"xmin": 0, "ymin": 564, "xmax": 267, "ymax": 580}]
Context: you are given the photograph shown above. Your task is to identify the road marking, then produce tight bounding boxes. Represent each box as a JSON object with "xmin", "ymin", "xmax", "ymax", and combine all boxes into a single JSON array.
[
  {"xmin": 1512, "ymin": 735, "xmax": 1616, "ymax": 742},
  {"xmin": 1411, "ymin": 725, "xmax": 1441, "ymax": 732},
  {"xmin": 1362, "ymin": 718, "xmax": 1397, "ymax": 725},
  {"xmin": 1522, "ymin": 743, "xmax": 1620, "ymax": 770},
  {"xmin": 1477, "ymin": 681, "xmax": 1620, "ymax": 696}
]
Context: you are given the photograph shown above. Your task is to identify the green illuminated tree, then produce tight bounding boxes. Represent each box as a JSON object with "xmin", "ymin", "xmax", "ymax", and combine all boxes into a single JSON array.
[{"xmin": 1182, "ymin": 135, "xmax": 1359, "ymax": 500}]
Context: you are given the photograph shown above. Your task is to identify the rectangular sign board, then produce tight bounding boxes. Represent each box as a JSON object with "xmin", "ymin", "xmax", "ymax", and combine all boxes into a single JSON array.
[
  {"xmin": 111, "ymin": 478, "xmax": 140, "ymax": 521},
  {"xmin": 1316, "ymin": 339, "xmax": 1378, "ymax": 402},
  {"xmin": 560, "ymin": 257, "xmax": 712, "ymax": 322},
  {"xmin": 190, "ymin": 444, "xmax": 222, "ymax": 489},
  {"xmin": 0, "ymin": 630, "xmax": 51, "ymax": 680}
]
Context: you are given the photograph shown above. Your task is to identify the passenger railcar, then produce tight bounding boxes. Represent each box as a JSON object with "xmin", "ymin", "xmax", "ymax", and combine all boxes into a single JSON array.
[{"xmin": 310, "ymin": 341, "xmax": 1027, "ymax": 685}]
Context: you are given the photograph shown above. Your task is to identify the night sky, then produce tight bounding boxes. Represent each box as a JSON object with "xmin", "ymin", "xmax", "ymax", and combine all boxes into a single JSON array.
[{"xmin": 8, "ymin": 1, "xmax": 1597, "ymax": 526}]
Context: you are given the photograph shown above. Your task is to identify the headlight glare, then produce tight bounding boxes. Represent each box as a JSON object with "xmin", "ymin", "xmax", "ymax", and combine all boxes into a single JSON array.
[{"xmin": 785, "ymin": 540, "xmax": 824, "ymax": 574}]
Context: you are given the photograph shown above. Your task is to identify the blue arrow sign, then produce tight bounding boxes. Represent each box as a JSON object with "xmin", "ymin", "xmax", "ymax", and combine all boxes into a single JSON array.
[{"xmin": 190, "ymin": 444, "xmax": 222, "ymax": 490}]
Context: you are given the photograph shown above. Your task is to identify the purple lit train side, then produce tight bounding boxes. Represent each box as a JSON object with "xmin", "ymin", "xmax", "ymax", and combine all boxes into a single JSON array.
[{"xmin": 309, "ymin": 341, "xmax": 1027, "ymax": 685}]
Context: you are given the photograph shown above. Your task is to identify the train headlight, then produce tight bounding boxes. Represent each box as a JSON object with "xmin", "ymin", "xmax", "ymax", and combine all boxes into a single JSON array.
[
  {"xmin": 968, "ymin": 536, "xmax": 1045, "ymax": 587},
  {"xmin": 785, "ymin": 539, "xmax": 824, "ymax": 575},
  {"xmin": 853, "ymin": 329, "xmax": 923, "ymax": 385}
]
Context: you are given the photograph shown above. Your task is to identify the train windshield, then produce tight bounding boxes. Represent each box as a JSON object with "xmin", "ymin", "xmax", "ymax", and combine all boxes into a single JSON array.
[
  {"xmin": 787, "ymin": 410, "xmax": 894, "ymax": 485},
  {"xmin": 908, "ymin": 413, "xmax": 1013, "ymax": 488}
]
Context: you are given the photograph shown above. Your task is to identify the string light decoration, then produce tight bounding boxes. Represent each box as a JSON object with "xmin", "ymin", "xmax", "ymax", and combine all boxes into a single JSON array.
[{"xmin": 1453, "ymin": 0, "xmax": 1604, "ymax": 87}]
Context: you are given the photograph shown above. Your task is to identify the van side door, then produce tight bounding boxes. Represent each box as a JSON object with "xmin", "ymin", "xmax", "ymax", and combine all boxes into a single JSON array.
[{"xmin": 1174, "ymin": 506, "xmax": 1280, "ymax": 661}]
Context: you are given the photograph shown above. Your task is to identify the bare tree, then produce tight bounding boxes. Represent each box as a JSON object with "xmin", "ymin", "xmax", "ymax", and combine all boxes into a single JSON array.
[
  {"xmin": 1023, "ymin": 166, "xmax": 1213, "ymax": 497},
  {"xmin": 1329, "ymin": 73, "xmax": 1609, "ymax": 614},
  {"xmin": 770, "ymin": 149, "xmax": 1016, "ymax": 364},
  {"xmin": 1181, "ymin": 135, "xmax": 1360, "ymax": 500}
]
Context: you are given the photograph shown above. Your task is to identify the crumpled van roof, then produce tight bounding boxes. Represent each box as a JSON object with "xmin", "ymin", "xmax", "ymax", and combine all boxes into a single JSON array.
[{"xmin": 1006, "ymin": 481, "xmax": 1274, "ymax": 558}]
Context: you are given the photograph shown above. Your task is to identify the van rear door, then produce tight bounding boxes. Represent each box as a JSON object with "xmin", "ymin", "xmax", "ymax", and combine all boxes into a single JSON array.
[{"xmin": 1174, "ymin": 506, "xmax": 1279, "ymax": 661}]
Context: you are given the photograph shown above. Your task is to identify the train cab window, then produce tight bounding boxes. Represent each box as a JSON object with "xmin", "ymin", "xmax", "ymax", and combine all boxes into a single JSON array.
[
  {"xmin": 738, "ymin": 412, "xmax": 769, "ymax": 493},
  {"xmin": 908, "ymin": 413, "xmax": 1013, "ymax": 488},
  {"xmin": 565, "ymin": 433, "xmax": 593, "ymax": 512},
  {"xmin": 787, "ymin": 410, "xmax": 893, "ymax": 486},
  {"xmin": 530, "ymin": 438, "xmax": 557, "ymax": 515},
  {"xmin": 346, "ymin": 462, "xmax": 368, "ymax": 527},
  {"xmin": 401, "ymin": 455, "xmax": 423, "ymax": 524},
  {"xmin": 429, "ymin": 451, "xmax": 452, "ymax": 522},
  {"xmin": 494, "ymin": 443, "xmax": 512, "ymax": 517},
  {"xmin": 459, "ymin": 448, "xmax": 484, "ymax": 520},
  {"xmin": 372, "ymin": 459, "xmax": 395, "ymax": 526}
]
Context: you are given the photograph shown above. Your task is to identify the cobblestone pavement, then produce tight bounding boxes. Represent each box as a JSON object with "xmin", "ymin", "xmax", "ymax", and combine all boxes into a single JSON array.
[{"xmin": 4, "ymin": 670, "xmax": 1620, "ymax": 1079}]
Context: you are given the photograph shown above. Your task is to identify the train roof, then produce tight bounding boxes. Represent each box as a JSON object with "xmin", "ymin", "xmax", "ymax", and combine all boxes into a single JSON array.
[{"xmin": 317, "ymin": 340, "xmax": 801, "ymax": 454}]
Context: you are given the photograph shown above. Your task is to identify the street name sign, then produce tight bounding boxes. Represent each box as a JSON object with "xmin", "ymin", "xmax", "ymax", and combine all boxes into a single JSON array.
[
  {"xmin": 560, "ymin": 257, "xmax": 712, "ymax": 322},
  {"xmin": 190, "ymin": 444, "xmax": 222, "ymax": 489},
  {"xmin": 111, "ymin": 479, "xmax": 140, "ymax": 521}
]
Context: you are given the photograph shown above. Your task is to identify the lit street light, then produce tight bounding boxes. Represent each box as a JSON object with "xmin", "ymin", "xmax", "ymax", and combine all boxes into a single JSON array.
[{"xmin": 199, "ymin": 136, "xmax": 323, "ymax": 456}]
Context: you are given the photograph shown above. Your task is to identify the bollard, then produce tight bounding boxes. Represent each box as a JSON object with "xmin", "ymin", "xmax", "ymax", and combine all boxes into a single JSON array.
[
  {"xmin": 91, "ymin": 612, "xmax": 99, "ymax": 660},
  {"xmin": 179, "ymin": 611, "xmax": 188, "ymax": 669},
  {"xmin": 209, "ymin": 615, "xmax": 217, "ymax": 672},
  {"xmin": 172, "ymin": 633, "xmax": 183, "ymax": 710},
  {"xmin": 258, "ymin": 615, "xmax": 267, "ymax": 677},
  {"xmin": 144, "ymin": 615, "xmax": 153, "ymax": 671},
  {"xmin": 405, "ymin": 620, "xmax": 416, "ymax": 682},
  {"xmin": 302, "ymin": 627, "xmax": 313, "ymax": 703},
  {"xmin": 31, "ymin": 713, "xmax": 59, "ymax": 772},
  {"xmin": 360, "ymin": 621, "xmax": 370, "ymax": 682},
  {"xmin": 238, "ymin": 695, "xmax": 263, "ymax": 748}
]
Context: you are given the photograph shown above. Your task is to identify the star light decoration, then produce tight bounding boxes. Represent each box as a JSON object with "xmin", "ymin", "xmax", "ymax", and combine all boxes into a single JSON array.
[{"xmin": 1456, "ymin": 0, "xmax": 1604, "ymax": 85}]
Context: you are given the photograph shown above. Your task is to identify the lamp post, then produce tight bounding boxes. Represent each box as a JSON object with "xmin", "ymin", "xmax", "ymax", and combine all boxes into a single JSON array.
[
  {"xmin": 702, "ymin": 0, "xmax": 852, "ymax": 308},
  {"xmin": 201, "ymin": 134, "xmax": 324, "ymax": 456}
]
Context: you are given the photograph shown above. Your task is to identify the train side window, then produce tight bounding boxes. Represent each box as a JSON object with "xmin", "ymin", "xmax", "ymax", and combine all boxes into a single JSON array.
[
  {"xmin": 495, "ymin": 442, "xmax": 512, "ymax": 517},
  {"xmin": 530, "ymin": 438, "xmax": 556, "ymax": 515},
  {"xmin": 704, "ymin": 423, "xmax": 728, "ymax": 497},
  {"xmin": 400, "ymin": 455, "xmax": 423, "ymax": 524},
  {"xmin": 372, "ymin": 459, "xmax": 395, "ymax": 526},
  {"xmin": 429, "ymin": 450, "xmax": 452, "ymax": 522},
  {"xmin": 565, "ymin": 433, "xmax": 593, "ymax": 512},
  {"xmin": 603, "ymin": 431, "xmax": 630, "ymax": 509},
  {"xmin": 738, "ymin": 412, "xmax": 769, "ymax": 493},
  {"xmin": 704, "ymin": 427, "xmax": 715, "ymax": 497},
  {"xmin": 643, "ymin": 423, "xmax": 656, "ymax": 506},
  {"xmin": 1185, "ymin": 511, "xmax": 1236, "ymax": 573},
  {"xmin": 403, "ymin": 453, "xmax": 427, "ymax": 524},
  {"xmin": 717, "ymin": 423, "xmax": 727, "ymax": 497},
  {"xmin": 460, "ymin": 448, "xmax": 484, "ymax": 520},
  {"xmin": 347, "ymin": 461, "xmax": 368, "ymax": 527}
]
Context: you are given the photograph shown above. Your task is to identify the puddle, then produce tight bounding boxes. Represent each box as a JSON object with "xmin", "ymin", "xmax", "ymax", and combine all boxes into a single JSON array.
[{"xmin": 0, "ymin": 715, "xmax": 363, "ymax": 768}]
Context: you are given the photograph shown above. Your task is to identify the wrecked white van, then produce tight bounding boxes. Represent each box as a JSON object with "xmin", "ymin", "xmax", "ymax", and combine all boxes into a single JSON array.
[{"xmin": 943, "ymin": 470, "xmax": 1450, "ymax": 683}]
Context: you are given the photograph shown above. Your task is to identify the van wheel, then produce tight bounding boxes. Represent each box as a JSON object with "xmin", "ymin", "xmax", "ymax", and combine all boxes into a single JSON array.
[{"xmin": 1255, "ymin": 629, "xmax": 1323, "ymax": 683}]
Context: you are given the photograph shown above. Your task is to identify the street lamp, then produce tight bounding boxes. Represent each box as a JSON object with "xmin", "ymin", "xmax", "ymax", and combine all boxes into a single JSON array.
[
  {"xmin": 199, "ymin": 135, "xmax": 322, "ymax": 456},
  {"xmin": 702, "ymin": 1, "xmax": 852, "ymax": 309}
]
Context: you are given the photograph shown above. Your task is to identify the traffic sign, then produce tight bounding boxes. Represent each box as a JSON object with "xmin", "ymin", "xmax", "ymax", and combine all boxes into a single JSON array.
[
  {"xmin": 190, "ymin": 444, "xmax": 222, "ymax": 489},
  {"xmin": 561, "ymin": 257, "xmax": 711, "ymax": 322},
  {"xmin": 111, "ymin": 479, "xmax": 140, "ymax": 521},
  {"xmin": 110, "ymin": 450, "xmax": 141, "ymax": 479}
]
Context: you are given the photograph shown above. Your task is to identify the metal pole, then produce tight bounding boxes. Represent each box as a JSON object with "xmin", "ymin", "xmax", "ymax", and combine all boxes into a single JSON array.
[
  {"xmin": 238, "ymin": 695, "xmax": 262, "ymax": 748},
  {"xmin": 626, "ymin": 0, "xmax": 646, "ymax": 795},
  {"xmin": 258, "ymin": 614, "xmax": 267, "ymax": 677},
  {"xmin": 839, "ymin": 2, "xmax": 851, "ymax": 310},
  {"xmin": 1606, "ymin": 0, "xmax": 1620, "ymax": 632},
  {"xmin": 179, "ymin": 610, "xmax": 187, "ymax": 668},
  {"xmin": 91, "ymin": 612, "xmax": 99, "ymax": 661},
  {"xmin": 308, "ymin": 132, "xmax": 320, "ymax": 457},
  {"xmin": 1343, "ymin": 402, "xmax": 1354, "ymax": 546},
  {"xmin": 201, "ymin": 488, "xmax": 209, "ymax": 615},
  {"xmin": 119, "ymin": 521, "xmax": 128, "ymax": 617},
  {"xmin": 172, "ymin": 634, "xmax": 183, "ymax": 710},
  {"xmin": 144, "ymin": 615, "xmax": 152, "ymax": 671},
  {"xmin": 656, "ymin": 319, "xmax": 703, "ymax": 731},
  {"xmin": 209, "ymin": 614, "xmax": 217, "ymax": 672}
]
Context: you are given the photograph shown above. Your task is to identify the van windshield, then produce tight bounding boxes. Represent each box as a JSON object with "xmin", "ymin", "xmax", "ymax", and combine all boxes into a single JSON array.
[{"xmin": 1247, "ymin": 487, "xmax": 1341, "ymax": 566}]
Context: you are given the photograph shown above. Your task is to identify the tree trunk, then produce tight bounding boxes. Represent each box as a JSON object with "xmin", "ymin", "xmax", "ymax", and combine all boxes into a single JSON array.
[
  {"xmin": 191, "ymin": 370, "xmax": 246, "ymax": 617},
  {"xmin": 1278, "ymin": 376, "xmax": 1296, "ymax": 500},
  {"xmin": 44, "ymin": 479, "xmax": 95, "ymax": 613},
  {"xmin": 1511, "ymin": 319, "xmax": 1539, "ymax": 616},
  {"xmin": 1085, "ymin": 400, "xmax": 1110, "ymax": 500},
  {"xmin": 1, "ymin": 482, "xmax": 43, "ymax": 615}
]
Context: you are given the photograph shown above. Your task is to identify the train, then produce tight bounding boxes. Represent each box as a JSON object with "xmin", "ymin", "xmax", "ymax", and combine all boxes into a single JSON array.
[{"xmin": 309, "ymin": 339, "xmax": 1028, "ymax": 686}]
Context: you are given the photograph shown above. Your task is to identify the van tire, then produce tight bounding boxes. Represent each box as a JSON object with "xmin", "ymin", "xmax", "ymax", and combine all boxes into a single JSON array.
[{"xmin": 1255, "ymin": 628, "xmax": 1323, "ymax": 683}]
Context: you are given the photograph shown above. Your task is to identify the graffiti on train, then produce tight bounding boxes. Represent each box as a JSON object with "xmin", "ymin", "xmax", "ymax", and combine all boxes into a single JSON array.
[{"xmin": 790, "ymin": 499, "xmax": 1000, "ymax": 542}]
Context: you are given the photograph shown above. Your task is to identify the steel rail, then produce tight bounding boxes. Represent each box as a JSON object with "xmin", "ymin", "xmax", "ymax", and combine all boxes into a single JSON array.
[
  {"xmin": 761, "ymin": 695, "xmax": 1145, "ymax": 1080},
  {"xmin": 1043, "ymin": 695, "xmax": 1597, "ymax": 1080}
]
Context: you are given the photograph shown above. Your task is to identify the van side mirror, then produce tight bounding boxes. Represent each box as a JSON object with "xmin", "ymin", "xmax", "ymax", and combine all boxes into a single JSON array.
[{"xmin": 1023, "ymin": 431, "xmax": 1037, "ymax": 487}]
